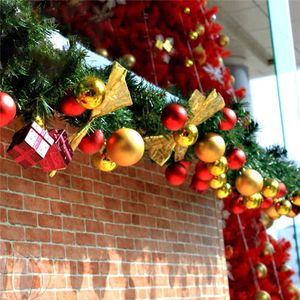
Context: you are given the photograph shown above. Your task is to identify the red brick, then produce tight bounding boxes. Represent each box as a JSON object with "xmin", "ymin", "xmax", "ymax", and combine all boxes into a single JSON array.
[
  {"xmin": 42, "ymin": 244, "xmax": 65, "ymax": 259},
  {"xmin": 0, "ymin": 241, "xmax": 12, "ymax": 255},
  {"xmin": 56, "ymin": 291, "xmax": 77, "ymax": 300},
  {"xmin": 48, "ymin": 173, "xmax": 71, "ymax": 187},
  {"xmin": 114, "ymin": 212, "xmax": 131, "ymax": 224},
  {"xmin": 0, "ymin": 208, "xmax": 6, "ymax": 222},
  {"xmin": 72, "ymin": 204, "xmax": 93, "ymax": 218},
  {"xmin": 86, "ymin": 220, "xmax": 104, "ymax": 233},
  {"xmin": 39, "ymin": 214, "xmax": 62, "ymax": 229},
  {"xmin": 71, "ymin": 177, "xmax": 93, "ymax": 192},
  {"xmin": 120, "ymin": 177, "xmax": 145, "ymax": 191},
  {"xmin": 76, "ymin": 233, "xmax": 96, "ymax": 246},
  {"xmin": 93, "ymin": 182, "xmax": 112, "ymax": 196},
  {"xmin": 0, "ymin": 127, "xmax": 13, "ymax": 142},
  {"xmin": 82, "ymin": 165, "xmax": 100, "ymax": 180},
  {"xmin": 0, "ymin": 158, "xmax": 21, "ymax": 176},
  {"xmin": 77, "ymin": 261, "xmax": 99, "ymax": 274},
  {"xmin": 52, "ymin": 230, "xmax": 75, "ymax": 245},
  {"xmin": 26, "ymin": 228, "xmax": 50, "ymax": 242},
  {"xmin": 51, "ymin": 201, "xmax": 71, "ymax": 215},
  {"xmin": 0, "ymin": 224, "xmax": 24, "ymax": 241},
  {"xmin": 63, "ymin": 217, "xmax": 85, "ymax": 231},
  {"xmin": 24, "ymin": 196, "xmax": 49, "ymax": 212},
  {"xmin": 8, "ymin": 210, "xmax": 37, "ymax": 226},
  {"xmin": 0, "ymin": 175, "xmax": 7, "ymax": 189},
  {"xmin": 109, "ymin": 276, "xmax": 128, "ymax": 288},
  {"xmin": 60, "ymin": 188, "xmax": 83, "ymax": 203},
  {"xmin": 94, "ymin": 208, "xmax": 113, "ymax": 222},
  {"xmin": 82, "ymin": 192, "xmax": 103, "ymax": 207},
  {"xmin": 100, "ymin": 172, "xmax": 121, "ymax": 185},
  {"xmin": 22, "ymin": 167, "xmax": 48, "ymax": 182},
  {"xmin": 125, "ymin": 226, "xmax": 149, "ymax": 238},
  {"xmin": 8, "ymin": 178, "xmax": 34, "ymax": 194},
  {"xmin": 103, "ymin": 197, "xmax": 121, "ymax": 210},
  {"xmin": 123, "ymin": 202, "xmax": 146, "ymax": 214},
  {"xmin": 0, "ymin": 192, "xmax": 23, "ymax": 208},
  {"xmin": 13, "ymin": 242, "xmax": 40, "ymax": 257},
  {"xmin": 117, "ymin": 237, "xmax": 134, "ymax": 249},
  {"xmin": 35, "ymin": 183, "xmax": 60, "ymax": 199},
  {"xmin": 66, "ymin": 246, "xmax": 87, "ymax": 260},
  {"xmin": 105, "ymin": 223, "xmax": 124, "ymax": 236}
]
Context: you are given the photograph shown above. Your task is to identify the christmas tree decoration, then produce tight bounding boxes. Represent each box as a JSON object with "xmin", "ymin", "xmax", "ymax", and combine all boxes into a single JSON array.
[
  {"xmin": 262, "ymin": 178, "xmax": 280, "ymax": 198},
  {"xmin": 208, "ymin": 173, "xmax": 226, "ymax": 189},
  {"xmin": 165, "ymin": 162, "xmax": 188, "ymax": 186},
  {"xmin": 254, "ymin": 290, "xmax": 271, "ymax": 300},
  {"xmin": 78, "ymin": 130, "xmax": 105, "ymax": 154},
  {"xmin": 7, "ymin": 122, "xmax": 54, "ymax": 168},
  {"xmin": 155, "ymin": 36, "xmax": 174, "ymax": 53},
  {"xmin": 40, "ymin": 129, "xmax": 73, "ymax": 172},
  {"xmin": 185, "ymin": 58, "xmax": 194, "ymax": 67},
  {"xmin": 183, "ymin": 7, "xmax": 191, "ymax": 14},
  {"xmin": 195, "ymin": 132, "xmax": 226, "ymax": 163},
  {"xmin": 60, "ymin": 93, "xmax": 86, "ymax": 116},
  {"xmin": 218, "ymin": 34, "xmax": 230, "ymax": 47},
  {"xmin": 106, "ymin": 128, "xmax": 144, "ymax": 167},
  {"xmin": 264, "ymin": 205, "xmax": 281, "ymax": 220},
  {"xmin": 227, "ymin": 148, "xmax": 246, "ymax": 170},
  {"xmin": 173, "ymin": 124, "xmax": 198, "ymax": 147},
  {"xmin": 260, "ymin": 197, "xmax": 273, "ymax": 209},
  {"xmin": 178, "ymin": 161, "xmax": 191, "ymax": 170},
  {"xmin": 290, "ymin": 189, "xmax": 300, "ymax": 206},
  {"xmin": 215, "ymin": 183, "xmax": 232, "ymax": 199},
  {"xmin": 207, "ymin": 156, "xmax": 228, "ymax": 176},
  {"xmin": 274, "ymin": 199, "xmax": 292, "ymax": 216},
  {"xmin": 263, "ymin": 242, "xmax": 274, "ymax": 256},
  {"xmin": 255, "ymin": 263, "xmax": 268, "ymax": 279},
  {"xmin": 235, "ymin": 169, "xmax": 263, "ymax": 196},
  {"xmin": 260, "ymin": 213, "xmax": 274, "ymax": 228},
  {"xmin": 122, "ymin": 54, "xmax": 136, "ymax": 68},
  {"xmin": 243, "ymin": 193, "xmax": 263, "ymax": 209},
  {"xmin": 0, "ymin": 91, "xmax": 17, "ymax": 127},
  {"xmin": 196, "ymin": 24, "xmax": 205, "ymax": 35},
  {"xmin": 225, "ymin": 245, "xmax": 233, "ymax": 259},
  {"xmin": 96, "ymin": 48, "xmax": 109, "ymax": 58},
  {"xmin": 229, "ymin": 195, "xmax": 246, "ymax": 214},
  {"xmin": 161, "ymin": 103, "xmax": 188, "ymax": 131},
  {"xmin": 75, "ymin": 76, "xmax": 106, "ymax": 109},
  {"xmin": 191, "ymin": 176, "xmax": 209, "ymax": 192},
  {"xmin": 92, "ymin": 151, "xmax": 117, "ymax": 172},
  {"xmin": 189, "ymin": 30, "xmax": 199, "ymax": 40},
  {"xmin": 194, "ymin": 161, "xmax": 214, "ymax": 181},
  {"xmin": 275, "ymin": 182, "xmax": 287, "ymax": 198},
  {"xmin": 287, "ymin": 203, "xmax": 300, "ymax": 218},
  {"xmin": 218, "ymin": 108, "xmax": 237, "ymax": 131}
]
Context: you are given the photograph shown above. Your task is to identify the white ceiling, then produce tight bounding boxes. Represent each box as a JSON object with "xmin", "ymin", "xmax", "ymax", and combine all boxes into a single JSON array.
[{"xmin": 210, "ymin": 0, "xmax": 300, "ymax": 78}]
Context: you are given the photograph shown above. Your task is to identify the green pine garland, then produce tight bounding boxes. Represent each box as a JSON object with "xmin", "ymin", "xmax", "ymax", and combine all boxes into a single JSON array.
[{"xmin": 0, "ymin": 0, "xmax": 299, "ymax": 195}]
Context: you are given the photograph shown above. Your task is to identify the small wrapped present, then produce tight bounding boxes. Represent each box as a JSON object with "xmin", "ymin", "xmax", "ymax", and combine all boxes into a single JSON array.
[
  {"xmin": 7, "ymin": 122, "xmax": 54, "ymax": 168},
  {"xmin": 40, "ymin": 129, "xmax": 73, "ymax": 172}
]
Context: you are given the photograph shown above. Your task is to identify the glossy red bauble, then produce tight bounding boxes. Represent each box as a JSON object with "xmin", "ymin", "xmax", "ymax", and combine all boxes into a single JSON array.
[
  {"xmin": 161, "ymin": 103, "xmax": 188, "ymax": 131},
  {"xmin": 191, "ymin": 176, "xmax": 209, "ymax": 192},
  {"xmin": 275, "ymin": 182, "xmax": 287, "ymax": 198},
  {"xmin": 165, "ymin": 162, "xmax": 188, "ymax": 186},
  {"xmin": 229, "ymin": 195, "xmax": 246, "ymax": 214},
  {"xmin": 261, "ymin": 197, "xmax": 274, "ymax": 209},
  {"xmin": 227, "ymin": 148, "xmax": 246, "ymax": 170},
  {"xmin": 78, "ymin": 130, "xmax": 105, "ymax": 154},
  {"xmin": 0, "ymin": 92, "xmax": 16, "ymax": 127},
  {"xmin": 218, "ymin": 107, "xmax": 237, "ymax": 131},
  {"xmin": 178, "ymin": 160, "xmax": 191, "ymax": 169},
  {"xmin": 195, "ymin": 161, "xmax": 214, "ymax": 181},
  {"xmin": 60, "ymin": 93, "xmax": 86, "ymax": 116}
]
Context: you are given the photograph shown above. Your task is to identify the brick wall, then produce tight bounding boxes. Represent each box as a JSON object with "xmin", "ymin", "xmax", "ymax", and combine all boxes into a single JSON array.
[{"xmin": 0, "ymin": 122, "xmax": 229, "ymax": 300}]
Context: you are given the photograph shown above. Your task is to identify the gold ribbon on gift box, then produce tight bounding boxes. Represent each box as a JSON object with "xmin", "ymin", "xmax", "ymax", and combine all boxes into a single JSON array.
[
  {"xmin": 49, "ymin": 62, "xmax": 133, "ymax": 177},
  {"xmin": 144, "ymin": 89, "xmax": 225, "ymax": 166}
]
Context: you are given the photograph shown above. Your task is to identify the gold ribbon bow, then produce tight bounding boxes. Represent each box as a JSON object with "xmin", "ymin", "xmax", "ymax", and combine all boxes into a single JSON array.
[
  {"xmin": 144, "ymin": 89, "xmax": 225, "ymax": 166},
  {"xmin": 155, "ymin": 35, "xmax": 174, "ymax": 53}
]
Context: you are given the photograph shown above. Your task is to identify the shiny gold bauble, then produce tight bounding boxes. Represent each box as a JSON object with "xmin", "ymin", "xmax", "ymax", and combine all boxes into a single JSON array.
[
  {"xmin": 209, "ymin": 173, "xmax": 227, "ymax": 189},
  {"xmin": 193, "ymin": 45, "xmax": 207, "ymax": 65},
  {"xmin": 183, "ymin": 7, "xmax": 191, "ymax": 14},
  {"xmin": 255, "ymin": 263, "xmax": 268, "ymax": 279},
  {"xmin": 92, "ymin": 152, "xmax": 117, "ymax": 172},
  {"xmin": 243, "ymin": 193, "xmax": 263, "ymax": 209},
  {"xmin": 207, "ymin": 156, "xmax": 228, "ymax": 176},
  {"xmin": 264, "ymin": 205, "xmax": 280, "ymax": 220},
  {"xmin": 34, "ymin": 115, "xmax": 45, "ymax": 128},
  {"xmin": 76, "ymin": 76, "xmax": 106, "ymax": 109},
  {"xmin": 254, "ymin": 290, "xmax": 271, "ymax": 300},
  {"xmin": 280, "ymin": 264, "xmax": 291, "ymax": 272},
  {"xmin": 235, "ymin": 169, "xmax": 263, "ymax": 196},
  {"xmin": 106, "ymin": 128, "xmax": 144, "ymax": 167},
  {"xmin": 260, "ymin": 213, "xmax": 273, "ymax": 229},
  {"xmin": 215, "ymin": 183, "xmax": 232, "ymax": 199},
  {"xmin": 173, "ymin": 124, "xmax": 198, "ymax": 147},
  {"xmin": 189, "ymin": 31, "xmax": 199, "ymax": 40},
  {"xmin": 275, "ymin": 199, "xmax": 292, "ymax": 216},
  {"xmin": 291, "ymin": 190, "xmax": 300, "ymax": 206},
  {"xmin": 287, "ymin": 205, "xmax": 298, "ymax": 218},
  {"xmin": 263, "ymin": 242, "xmax": 274, "ymax": 256},
  {"xmin": 262, "ymin": 179, "xmax": 280, "ymax": 198},
  {"xmin": 196, "ymin": 24, "xmax": 205, "ymax": 35},
  {"xmin": 287, "ymin": 284, "xmax": 299, "ymax": 300},
  {"xmin": 123, "ymin": 54, "xmax": 136, "ymax": 68},
  {"xmin": 96, "ymin": 48, "xmax": 109, "ymax": 58},
  {"xmin": 185, "ymin": 58, "xmax": 193, "ymax": 67},
  {"xmin": 219, "ymin": 34, "xmax": 230, "ymax": 47},
  {"xmin": 195, "ymin": 133, "xmax": 226, "ymax": 163}
]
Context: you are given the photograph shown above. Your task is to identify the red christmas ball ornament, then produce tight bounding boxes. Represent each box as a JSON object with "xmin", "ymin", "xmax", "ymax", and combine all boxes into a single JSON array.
[
  {"xmin": 191, "ymin": 176, "xmax": 209, "ymax": 192},
  {"xmin": 178, "ymin": 160, "xmax": 191, "ymax": 169},
  {"xmin": 195, "ymin": 161, "xmax": 214, "ymax": 181},
  {"xmin": 261, "ymin": 197, "xmax": 274, "ymax": 209},
  {"xmin": 165, "ymin": 162, "xmax": 188, "ymax": 186},
  {"xmin": 78, "ymin": 130, "xmax": 105, "ymax": 154},
  {"xmin": 60, "ymin": 93, "xmax": 86, "ymax": 116},
  {"xmin": 229, "ymin": 195, "xmax": 246, "ymax": 214},
  {"xmin": 0, "ymin": 92, "xmax": 16, "ymax": 127},
  {"xmin": 161, "ymin": 103, "xmax": 188, "ymax": 131},
  {"xmin": 275, "ymin": 182, "xmax": 287, "ymax": 198},
  {"xmin": 227, "ymin": 148, "xmax": 246, "ymax": 170},
  {"xmin": 218, "ymin": 107, "xmax": 237, "ymax": 131}
]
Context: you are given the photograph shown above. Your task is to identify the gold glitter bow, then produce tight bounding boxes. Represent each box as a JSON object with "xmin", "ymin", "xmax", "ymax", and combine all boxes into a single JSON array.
[
  {"xmin": 144, "ymin": 89, "xmax": 225, "ymax": 166},
  {"xmin": 155, "ymin": 36, "xmax": 174, "ymax": 53}
]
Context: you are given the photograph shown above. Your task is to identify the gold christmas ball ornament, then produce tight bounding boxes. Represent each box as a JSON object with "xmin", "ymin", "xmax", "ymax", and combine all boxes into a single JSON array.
[
  {"xmin": 243, "ymin": 193, "xmax": 263, "ymax": 209},
  {"xmin": 106, "ymin": 128, "xmax": 145, "ymax": 167},
  {"xmin": 76, "ymin": 76, "xmax": 106, "ymax": 109},
  {"xmin": 189, "ymin": 31, "xmax": 199, "ymax": 40},
  {"xmin": 215, "ymin": 183, "xmax": 232, "ymax": 199},
  {"xmin": 92, "ymin": 152, "xmax": 118, "ymax": 172},
  {"xmin": 195, "ymin": 133, "xmax": 226, "ymax": 163},
  {"xmin": 235, "ymin": 169, "xmax": 263, "ymax": 196},
  {"xmin": 173, "ymin": 124, "xmax": 198, "ymax": 147},
  {"xmin": 254, "ymin": 290, "xmax": 271, "ymax": 300},
  {"xmin": 275, "ymin": 199, "xmax": 292, "ymax": 216},
  {"xmin": 96, "ymin": 48, "xmax": 109, "ymax": 58},
  {"xmin": 183, "ymin": 7, "xmax": 191, "ymax": 14},
  {"xmin": 264, "ymin": 205, "xmax": 280, "ymax": 220},
  {"xmin": 255, "ymin": 263, "xmax": 268, "ymax": 279},
  {"xmin": 291, "ymin": 190, "xmax": 300, "ymax": 206},
  {"xmin": 280, "ymin": 264, "xmax": 291, "ymax": 272},
  {"xmin": 262, "ymin": 179, "xmax": 280, "ymax": 198},
  {"xmin": 207, "ymin": 156, "xmax": 228, "ymax": 176},
  {"xmin": 263, "ymin": 242, "xmax": 274, "ymax": 256},
  {"xmin": 209, "ymin": 173, "xmax": 227, "ymax": 189},
  {"xmin": 260, "ymin": 213, "xmax": 273, "ymax": 229},
  {"xmin": 185, "ymin": 58, "xmax": 194, "ymax": 67},
  {"xmin": 218, "ymin": 34, "xmax": 230, "ymax": 47},
  {"xmin": 34, "ymin": 115, "xmax": 45, "ymax": 128},
  {"xmin": 196, "ymin": 24, "xmax": 205, "ymax": 35},
  {"xmin": 123, "ymin": 54, "xmax": 136, "ymax": 68}
]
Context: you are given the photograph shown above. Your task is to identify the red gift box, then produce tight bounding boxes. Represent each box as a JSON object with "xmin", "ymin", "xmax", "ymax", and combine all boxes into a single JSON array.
[
  {"xmin": 40, "ymin": 129, "xmax": 73, "ymax": 172},
  {"xmin": 7, "ymin": 122, "xmax": 54, "ymax": 168}
]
